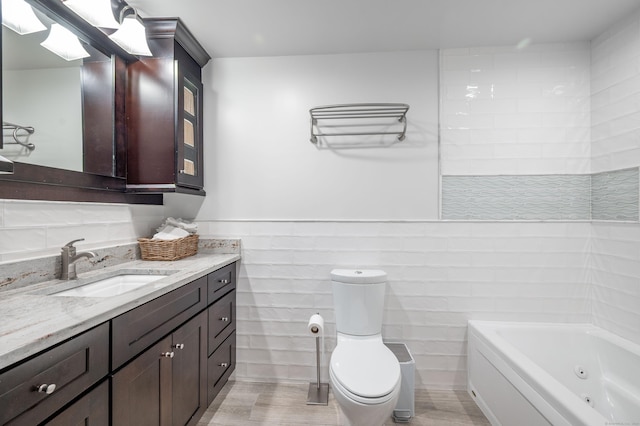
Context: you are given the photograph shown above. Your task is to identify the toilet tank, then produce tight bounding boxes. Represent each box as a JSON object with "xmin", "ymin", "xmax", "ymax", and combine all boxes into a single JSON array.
[{"xmin": 331, "ymin": 269, "xmax": 387, "ymax": 336}]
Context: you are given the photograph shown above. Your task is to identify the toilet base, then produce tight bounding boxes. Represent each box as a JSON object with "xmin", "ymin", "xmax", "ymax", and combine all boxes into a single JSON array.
[{"xmin": 331, "ymin": 382, "xmax": 400, "ymax": 426}]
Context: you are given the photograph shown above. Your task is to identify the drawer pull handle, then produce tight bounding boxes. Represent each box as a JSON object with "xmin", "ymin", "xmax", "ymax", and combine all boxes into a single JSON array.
[
  {"xmin": 220, "ymin": 317, "xmax": 229, "ymax": 322},
  {"xmin": 36, "ymin": 384, "xmax": 57, "ymax": 394},
  {"xmin": 219, "ymin": 362, "xmax": 228, "ymax": 368},
  {"xmin": 161, "ymin": 351, "xmax": 175, "ymax": 358},
  {"xmin": 219, "ymin": 279, "xmax": 230, "ymax": 284},
  {"xmin": 173, "ymin": 343, "xmax": 185, "ymax": 350}
]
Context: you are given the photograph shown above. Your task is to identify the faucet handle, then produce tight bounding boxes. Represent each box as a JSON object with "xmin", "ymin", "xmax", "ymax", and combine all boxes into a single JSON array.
[{"xmin": 64, "ymin": 238, "xmax": 85, "ymax": 248}]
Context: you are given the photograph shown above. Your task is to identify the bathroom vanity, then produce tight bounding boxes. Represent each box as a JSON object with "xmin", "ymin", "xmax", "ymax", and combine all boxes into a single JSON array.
[{"xmin": 0, "ymin": 254, "xmax": 238, "ymax": 425}]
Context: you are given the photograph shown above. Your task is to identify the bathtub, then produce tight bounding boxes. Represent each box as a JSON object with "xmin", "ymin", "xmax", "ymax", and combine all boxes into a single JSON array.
[{"xmin": 467, "ymin": 321, "xmax": 640, "ymax": 426}]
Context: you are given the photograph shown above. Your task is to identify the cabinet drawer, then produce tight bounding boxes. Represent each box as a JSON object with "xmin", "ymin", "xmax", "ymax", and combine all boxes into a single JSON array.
[
  {"xmin": 112, "ymin": 276, "xmax": 207, "ymax": 370},
  {"xmin": 44, "ymin": 380, "xmax": 109, "ymax": 426},
  {"xmin": 207, "ymin": 332, "xmax": 236, "ymax": 405},
  {"xmin": 207, "ymin": 263, "xmax": 236, "ymax": 304},
  {"xmin": 207, "ymin": 289, "xmax": 235, "ymax": 356},
  {"xmin": 0, "ymin": 323, "xmax": 109, "ymax": 425}
]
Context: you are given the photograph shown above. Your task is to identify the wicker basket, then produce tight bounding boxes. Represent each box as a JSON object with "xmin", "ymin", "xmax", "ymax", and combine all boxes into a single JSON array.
[{"xmin": 138, "ymin": 234, "xmax": 199, "ymax": 261}]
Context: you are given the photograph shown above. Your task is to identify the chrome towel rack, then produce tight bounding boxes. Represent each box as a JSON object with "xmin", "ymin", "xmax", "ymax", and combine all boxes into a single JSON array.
[
  {"xmin": 309, "ymin": 103, "xmax": 409, "ymax": 145},
  {"xmin": 3, "ymin": 121, "xmax": 36, "ymax": 150}
]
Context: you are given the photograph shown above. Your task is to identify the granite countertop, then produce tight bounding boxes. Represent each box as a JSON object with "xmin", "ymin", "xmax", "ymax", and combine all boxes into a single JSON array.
[{"xmin": 0, "ymin": 252, "xmax": 240, "ymax": 371}]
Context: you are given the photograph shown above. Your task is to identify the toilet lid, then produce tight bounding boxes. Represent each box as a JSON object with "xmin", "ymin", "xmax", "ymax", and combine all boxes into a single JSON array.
[{"xmin": 330, "ymin": 339, "xmax": 400, "ymax": 398}]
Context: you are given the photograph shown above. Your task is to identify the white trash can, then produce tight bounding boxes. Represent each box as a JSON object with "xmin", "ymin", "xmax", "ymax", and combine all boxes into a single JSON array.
[{"xmin": 385, "ymin": 342, "xmax": 415, "ymax": 423}]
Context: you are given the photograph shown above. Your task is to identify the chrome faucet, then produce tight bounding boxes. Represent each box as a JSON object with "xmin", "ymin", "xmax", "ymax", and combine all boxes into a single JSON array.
[{"xmin": 61, "ymin": 239, "xmax": 97, "ymax": 280}]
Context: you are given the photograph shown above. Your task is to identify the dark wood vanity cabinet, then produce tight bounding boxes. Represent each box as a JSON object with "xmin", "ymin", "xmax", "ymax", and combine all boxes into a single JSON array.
[
  {"xmin": 0, "ymin": 262, "xmax": 237, "ymax": 426},
  {"xmin": 126, "ymin": 18, "xmax": 211, "ymax": 195},
  {"xmin": 206, "ymin": 263, "xmax": 237, "ymax": 404},
  {"xmin": 44, "ymin": 381, "xmax": 109, "ymax": 426},
  {"xmin": 111, "ymin": 261, "xmax": 237, "ymax": 426},
  {"xmin": 112, "ymin": 312, "xmax": 207, "ymax": 426},
  {"xmin": 0, "ymin": 323, "xmax": 109, "ymax": 425}
]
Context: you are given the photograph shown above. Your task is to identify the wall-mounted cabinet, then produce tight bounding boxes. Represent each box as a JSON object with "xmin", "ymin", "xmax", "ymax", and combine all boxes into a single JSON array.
[{"xmin": 127, "ymin": 18, "xmax": 211, "ymax": 196}]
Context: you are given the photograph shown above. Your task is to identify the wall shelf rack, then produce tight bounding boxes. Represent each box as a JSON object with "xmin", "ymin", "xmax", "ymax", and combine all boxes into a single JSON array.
[{"xmin": 309, "ymin": 103, "xmax": 409, "ymax": 145}]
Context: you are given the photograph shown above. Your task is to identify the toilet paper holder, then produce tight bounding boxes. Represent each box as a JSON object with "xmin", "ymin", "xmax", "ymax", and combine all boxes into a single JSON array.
[{"xmin": 307, "ymin": 313, "xmax": 329, "ymax": 405}]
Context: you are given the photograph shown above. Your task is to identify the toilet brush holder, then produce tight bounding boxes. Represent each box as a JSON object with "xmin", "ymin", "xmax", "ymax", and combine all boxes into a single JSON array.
[{"xmin": 306, "ymin": 335, "xmax": 329, "ymax": 405}]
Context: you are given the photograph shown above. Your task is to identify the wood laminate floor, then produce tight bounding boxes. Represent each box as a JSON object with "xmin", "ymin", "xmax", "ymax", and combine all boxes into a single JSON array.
[{"xmin": 198, "ymin": 381, "xmax": 491, "ymax": 426}]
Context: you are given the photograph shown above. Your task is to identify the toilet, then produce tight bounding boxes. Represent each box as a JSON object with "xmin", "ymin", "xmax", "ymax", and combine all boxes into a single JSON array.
[{"xmin": 329, "ymin": 269, "xmax": 401, "ymax": 426}]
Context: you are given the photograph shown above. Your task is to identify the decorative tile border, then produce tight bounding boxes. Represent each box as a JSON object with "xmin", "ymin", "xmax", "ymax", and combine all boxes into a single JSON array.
[
  {"xmin": 442, "ymin": 168, "xmax": 639, "ymax": 221},
  {"xmin": 591, "ymin": 168, "xmax": 639, "ymax": 221},
  {"xmin": 442, "ymin": 175, "xmax": 591, "ymax": 220}
]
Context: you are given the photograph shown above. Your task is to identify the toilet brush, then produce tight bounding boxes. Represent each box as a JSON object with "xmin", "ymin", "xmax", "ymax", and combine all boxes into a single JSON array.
[{"xmin": 307, "ymin": 314, "xmax": 329, "ymax": 405}]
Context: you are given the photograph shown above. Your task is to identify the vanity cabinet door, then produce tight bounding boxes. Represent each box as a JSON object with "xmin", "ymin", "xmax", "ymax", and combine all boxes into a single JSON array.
[
  {"xmin": 171, "ymin": 312, "xmax": 207, "ymax": 426},
  {"xmin": 112, "ymin": 336, "xmax": 173, "ymax": 426},
  {"xmin": 0, "ymin": 323, "xmax": 109, "ymax": 426},
  {"xmin": 112, "ymin": 312, "xmax": 207, "ymax": 426},
  {"xmin": 44, "ymin": 380, "xmax": 108, "ymax": 426}
]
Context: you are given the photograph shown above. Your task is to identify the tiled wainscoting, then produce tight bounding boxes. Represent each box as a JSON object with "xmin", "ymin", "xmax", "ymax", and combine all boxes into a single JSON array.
[{"xmin": 198, "ymin": 220, "xmax": 592, "ymax": 390}]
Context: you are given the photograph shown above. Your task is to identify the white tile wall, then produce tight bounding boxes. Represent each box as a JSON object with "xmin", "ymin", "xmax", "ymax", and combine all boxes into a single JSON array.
[
  {"xmin": 591, "ymin": 9, "xmax": 640, "ymax": 173},
  {"xmin": 441, "ymin": 43, "xmax": 591, "ymax": 175},
  {"xmin": 199, "ymin": 220, "xmax": 591, "ymax": 390},
  {"xmin": 0, "ymin": 200, "xmax": 165, "ymax": 262},
  {"xmin": 589, "ymin": 8, "xmax": 640, "ymax": 346},
  {"xmin": 591, "ymin": 223, "xmax": 640, "ymax": 345}
]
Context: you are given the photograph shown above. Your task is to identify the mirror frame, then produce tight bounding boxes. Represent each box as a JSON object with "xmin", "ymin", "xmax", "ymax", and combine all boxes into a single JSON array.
[{"xmin": 0, "ymin": 0, "xmax": 162, "ymax": 204}]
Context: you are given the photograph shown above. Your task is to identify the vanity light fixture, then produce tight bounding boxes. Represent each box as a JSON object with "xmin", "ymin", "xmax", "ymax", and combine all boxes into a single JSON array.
[
  {"xmin": 40, "ymin": 23, "xmax": 90, "ymax": 61},
  {"xmin": 108, "ymin": 6, "xmax": 152, "ymax": 56},
  {"xmin": 63, "ymin": 0, "xmax": 120, "ymax": 29},
  {"xmin": 1, "ymin": 0, "xmax": 46, "ymax": 35},
  {"xmin": 0, "ymin": 155, "xmax": 14, "ymax": 174}
]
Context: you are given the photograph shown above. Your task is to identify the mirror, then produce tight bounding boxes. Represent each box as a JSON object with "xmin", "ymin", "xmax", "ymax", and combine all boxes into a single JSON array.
[{"xmin": 1, "ymin": 8, "xmax": 116, "ymax": 176}]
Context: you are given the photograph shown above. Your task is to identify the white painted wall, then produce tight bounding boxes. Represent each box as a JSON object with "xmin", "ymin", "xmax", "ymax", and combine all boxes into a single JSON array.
[
  {"xmin": 198, "ymin": 51, "xmax": 439, "ymax": 221},
  {"xmin": 441, "ymin": 43, "xmax": 591, "ymax": 175},
  {"xmin": 3, "ymin": 68, "xmax": 83, "ymax": 171}
]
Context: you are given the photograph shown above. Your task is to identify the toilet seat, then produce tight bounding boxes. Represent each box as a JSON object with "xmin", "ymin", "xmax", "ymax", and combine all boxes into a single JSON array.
[{"xmin": 330, "ymin": 336, "xmax": 400, "ymax": 404}]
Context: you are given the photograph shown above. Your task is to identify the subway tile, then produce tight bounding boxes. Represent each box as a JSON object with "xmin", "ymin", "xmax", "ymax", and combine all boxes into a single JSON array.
[
  {"xmin": 3, "ymin": 200, "xmax": 83, "ymax": 227},
  {"xmin": 0, "ymin": 228, "xmax": 47, "ymax": 253},
  {"xmin": 46, "ymin": 225, "xmax": 110, "ymax": 249}
]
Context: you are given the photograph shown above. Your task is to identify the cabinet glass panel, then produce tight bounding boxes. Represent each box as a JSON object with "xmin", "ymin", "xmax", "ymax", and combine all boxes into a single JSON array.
[
  {"xmin": 181, "ymin": 78, "xmax": 199, "ymax": 178},
  {"xmin": 183, "ymin": 159, "xmax": 195, "ymax": 176},
  {"xmin": 184, "ymin": 86, "xmax": 195, "ymax": 116},
  {"xmin": 184, "ymin": 119, "xmax": 195, "ymax": 147}
]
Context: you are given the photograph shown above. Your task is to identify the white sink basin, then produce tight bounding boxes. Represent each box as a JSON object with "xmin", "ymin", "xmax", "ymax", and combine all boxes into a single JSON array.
[{"xmin": 53, "ymin": 274, "xmax": 167, "ymax": 297}]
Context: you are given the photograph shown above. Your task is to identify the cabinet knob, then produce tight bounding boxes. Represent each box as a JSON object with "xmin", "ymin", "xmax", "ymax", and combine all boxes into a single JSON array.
[
  {"xmin": 36, "ymin": 384, "xmax": 57, "ymax": 394},
  {"xmin": 173, "ymin": 343, "xmax": 185, "ymax": 350},
  {"xmin": 161, "ymin": 351, "xmax": 175, "ymax": 358},
  {"xmin": 220, "ymin": 317, "xmax": 229, "ymax": 322},
  {"xmin": 219, "ymin": 279, "xmax": 229, "ymax": 284},
  {"xmin": 219, "ymin": 362, "xmax": 228, "ymax": 368}
]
